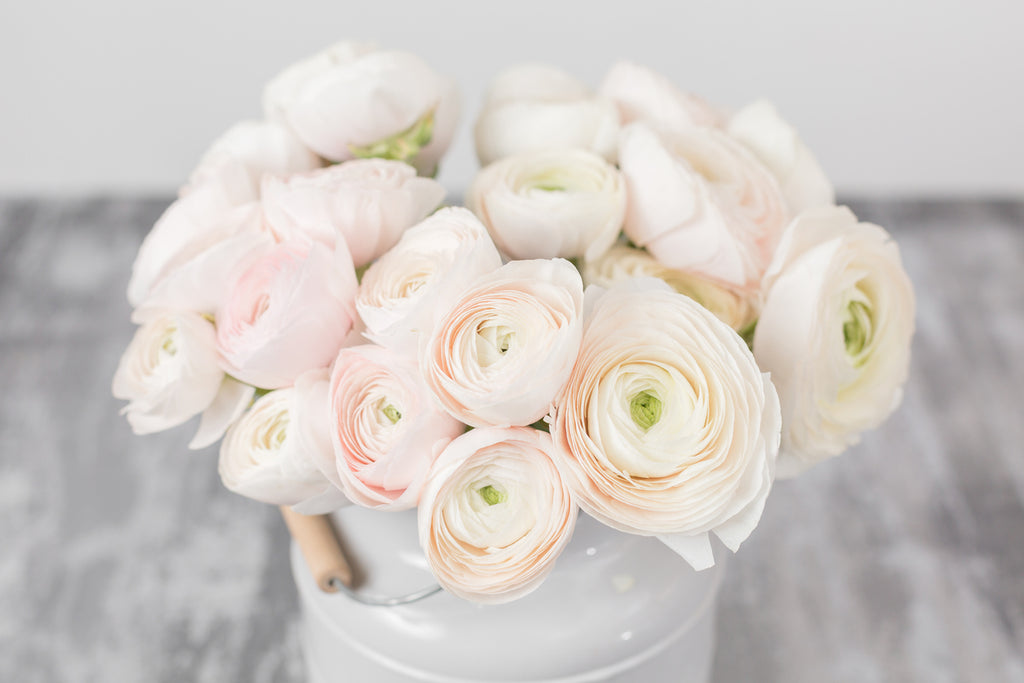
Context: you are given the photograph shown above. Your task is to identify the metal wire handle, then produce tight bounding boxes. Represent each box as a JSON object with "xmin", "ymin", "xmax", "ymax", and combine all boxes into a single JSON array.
[{"xmin": 328, "ymin": 576, "xmax": 443, "ymax": 607}]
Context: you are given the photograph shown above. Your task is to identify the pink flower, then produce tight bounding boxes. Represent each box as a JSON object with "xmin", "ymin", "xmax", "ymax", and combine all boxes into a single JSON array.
[
  {"xmin": 216, "ymin": 241, "xmax": 357, "ymax": 389},
  {"xmin": 598, "ymin": 61, "xmax": 724, "ymax": 133}
]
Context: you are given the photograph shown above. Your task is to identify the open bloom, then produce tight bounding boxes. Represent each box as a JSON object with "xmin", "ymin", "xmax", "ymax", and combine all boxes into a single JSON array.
[
  {"xmin": 467, "ymin": 149, "xmax": 626, "ymax": 262},
  {"xmin": 418, "ymin": 427, "xmax": 577, "ymax": 604},
  {"xmin": 422, "ymin": 259, "xmax": 584, "ymax": 427},
  {"xmin": 583, "ymin": 244, "xmax": 759, "ymax": 334},
  {"xmin": 753, "ymin": 206, "xmax": 915, "ymax": 477},
  {"xmin": 356, "ymin": 207, "xmax": 502, "ymax": 351},
  {"xmin": 598, "ymin": 61, "xmax": 723, "ymax": 132},
  {"xmin": 474, "ymin": 63, "xmax": 620, "ymax": 166},
  {"xmin": 261, "ymin": 158, "xmax": 445, "ymax": 267},
  {"xmin": 552, "ymin": 279, "xmax": 781, "ymax": 570},
  {"xmin": 218, "ymin": 370, "xmax": 349, "ymax": 514},
  {"xmin": 327, "ymin": 345, "xmax": 465, "ymax": 510},
  {"xmin": 263, "ymin": 42, "xmax": 458, "ymax": 175},
  {"xmin": 216, "ymin": 241, "xmax": 358, "ymax": 389},
  {"xmin": 619, "ymin": 122, "xmax": 789, "ymax": 292},
  {"xmin": 727, "ymin": 100, "xmax": 834, "ymax": 214}
]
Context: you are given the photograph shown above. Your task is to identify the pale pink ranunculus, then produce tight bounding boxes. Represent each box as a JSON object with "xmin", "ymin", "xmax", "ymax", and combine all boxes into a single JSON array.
[
  {"xmin": 326, "ymin": 344, "xmax": 465, "ymax": 510},
  {"xmin": 418, "ymin": 426, "xmax": 577, "ymax": 604},
  {"xmin": 356, "ymin": 207, "xmax": 502, "ymax": 352},
  {"xmin": 261, "ymin": 158, "xmax": 445, "ymax": 267},
  {"xmin": 466, "ymin": 148, "xmax": 626, "ymax": 262},
  {"xmin": 552, "ymin": 278, "xmax": 781, "ymax": 571},
  {"xmin": 216, "ymin": 240, "xmax": 358, "ymax": 389},
  {"xmin": 263, "ymin": 42, "xmax": 459, "ymax": 175},
  {"xmin": 474, "ymin": 63, "xmax": 620, "ymax": 166},
  {"xmin": 754, "ymin": 206, "xmax": 915, "ymax": 477},
  {"xmin": 218, "ymin": 369, "xmax": 349, "ymax": 514},
  {"xmin": 421, "ymin": 258, "xmax": 584, "ymax": 428},
  {"xmin": 598, "ymin": 61, "xmax": 724, "ymax": 133},
  {"xmin": 619, "ymin": 122, "xmax": 789, "ymax": 292}
]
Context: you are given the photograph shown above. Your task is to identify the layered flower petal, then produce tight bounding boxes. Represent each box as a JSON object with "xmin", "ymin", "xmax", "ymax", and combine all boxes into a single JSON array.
[{"xmin": 598, "ymin": 61, "xmax": 723, "ymax": 132}]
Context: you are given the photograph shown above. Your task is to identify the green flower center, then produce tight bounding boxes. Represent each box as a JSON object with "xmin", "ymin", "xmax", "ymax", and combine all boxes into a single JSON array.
[
  {"xmin": 381, "ymin": 403, "xmax": 402, "ymax": 425},
  {"xmin": 477, "ymin": 485, "xmax": 506, "ymax": 506},
  {"xmin": 842, "ymin": 299, "xmax": 873, "ymax": 364},
  {"xmin": 629, "ymin": 391, "xmax": 663, "ymax": 431}
]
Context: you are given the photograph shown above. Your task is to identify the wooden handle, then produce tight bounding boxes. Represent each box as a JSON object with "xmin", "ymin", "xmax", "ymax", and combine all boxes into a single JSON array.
[{"xmin": 279, "ymin": 506, "xmax": 353, "ymax": 593}]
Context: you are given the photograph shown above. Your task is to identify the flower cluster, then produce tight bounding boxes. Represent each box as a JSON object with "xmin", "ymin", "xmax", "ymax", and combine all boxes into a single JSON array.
[{"xmin": 114, "ymin": 43, "xmax": 915, "ymax": 603}]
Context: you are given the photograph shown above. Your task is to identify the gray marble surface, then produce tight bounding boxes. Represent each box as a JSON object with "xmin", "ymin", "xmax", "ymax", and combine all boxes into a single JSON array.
[{"xmin": 0, "ymin": 198, "xmax": 1022, "ymax": 682}]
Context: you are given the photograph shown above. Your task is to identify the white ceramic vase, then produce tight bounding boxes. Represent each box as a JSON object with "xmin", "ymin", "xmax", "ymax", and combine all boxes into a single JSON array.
[{"xmin": 291, "ymin": 506, "xmax": 723, "ymax": 683}]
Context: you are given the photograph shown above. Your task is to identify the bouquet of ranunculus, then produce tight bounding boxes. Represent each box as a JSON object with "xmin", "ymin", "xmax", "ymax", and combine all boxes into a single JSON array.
[{"xmin": 114, "ymin": 42, "xmax": 915, "ymax": 604}]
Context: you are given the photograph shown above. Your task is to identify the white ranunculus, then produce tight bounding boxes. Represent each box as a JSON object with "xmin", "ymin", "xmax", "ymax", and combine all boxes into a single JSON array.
[
  {"xmin": 263, "ymin": 42, "xmax": 459, "ymax": 175},
  {"xmin": 422, "ymin": 259, "xmax": 584, "ymax": 428},
  {"xmin": 418, "ymin": 427, "xmax": 577, "ymax": 604},
  {"xmin": 112, "ymin": 310, "xmax": 227, "ymax": 436},
  {"xmin": 327, "ymin": 344, "xmax": 465, "ymax": 510},
  {"xmin": 474, "ymin": 63, "xmax": 620, "ymax": 166},
  {"xmin": 598, "ymin": 61, "xmax": 724, "ymax": 133},
  {"xmin": 261, "ymin": 158, "xmax": 445, "ymax": 267},
  {"xmin": 466, "ymin": 149, "xmax": 626, "ymax": 262},
  {"xmin": 583, "ymin": 244, "xmax": 759, "ymax": 334},
  {"xmin": 552, "ymin": 278, "xmax": 781, "ymax": 571},
  {"xmin": 619, "ymin": 122, "xmax": 789, "ymax": 292},
  {"xmin": 728, "ymin": 100, "xmax": 834, "ymax": 214},
  {"xmin": 356, "ymin": 207, "xmax": 502, "ymax": 352},
  {"xmin": 218, "ymin": 370, "xmax": 349, "ymax": 514},
  {"xmin": 753, "ymin": 206, "xmax": 915, "ymax": 477}
]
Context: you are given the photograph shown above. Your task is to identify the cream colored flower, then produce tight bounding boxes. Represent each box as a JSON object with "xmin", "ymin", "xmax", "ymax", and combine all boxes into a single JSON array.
[{"xmin": 598, "ymin": 61, "xmax": 723, "ymax": 132}]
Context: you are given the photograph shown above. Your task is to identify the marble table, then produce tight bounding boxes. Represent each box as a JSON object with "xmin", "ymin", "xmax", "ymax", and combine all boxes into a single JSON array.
[{"xmin": 1, "ymin": 198, "xmax": 1021, "ymax": 682}]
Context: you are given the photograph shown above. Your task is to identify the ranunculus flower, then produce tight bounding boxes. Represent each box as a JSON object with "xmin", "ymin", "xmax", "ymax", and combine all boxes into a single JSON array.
[
  {"xmin": 466, "ymin": 149, "xmax": 626, "ymax": 261},
  {"xmin": 422, "ymin": 259, "xmax": 584, "ymax": 428},
  {"xmin": 263, "ymin": 42, "xmax": 459, "ymax": 175},
  {"xmin": 327, "ymin": 344, "xmax": 465, "ymax": 510},
  {"xmin": 753, "ymin": 206, "xmax": 915, "ymax": 477},
  {"xmin": 218, "ymin": 370, "xmax": 349, "ymax": 514},
  {"xmin": 598, "ymin": 61, "xmax": 723, "ymax": 132},
  {"xmin": 216, "ymin": 240, "xmax": 358, "ymax": 389},
  {"xmin": 619, "ymin": 122, "xmax": 789, "ymax": 292},
  {"xmin": 583, "ymin": 243, "xmax": 759, "ymax": 334},
  {"xmin": 112, "ymin": 309, "xmax": 253, "ymax": 444},
  {"xmin": 552, "ymin": 278, "xmax": 781, "ymax": 571},
  {"xmin": 728, "ymin": 100, "xmax": 834, "ymax": 214},
  {"xmin": 261, "ymin": 158, "xmax": 445, "ymax": 267},
  {"xmin": 356, "ymin": 207, "xmax": 502, "ymax": 351},
  {"xmin": 418, "ymin": 427, "xmax": 577, "ymax": 604},
  {"xmin": 474, "ymin": 63, "xmax": 620, "ymax": 166}
]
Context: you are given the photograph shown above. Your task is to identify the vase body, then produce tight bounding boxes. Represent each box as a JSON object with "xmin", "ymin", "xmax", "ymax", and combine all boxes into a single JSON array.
[{"xmin": 291, "ymin": 506, "xmax": 722, "ymax": 683}]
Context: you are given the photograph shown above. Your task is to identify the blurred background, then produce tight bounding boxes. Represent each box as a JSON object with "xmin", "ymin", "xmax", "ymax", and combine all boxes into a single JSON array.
[{"xmin": 1, "ymin": 0, "xmax": 1022, "ymax": 197}]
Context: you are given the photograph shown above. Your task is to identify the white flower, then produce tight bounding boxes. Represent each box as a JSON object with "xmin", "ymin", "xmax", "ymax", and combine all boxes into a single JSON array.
[
  {"xmin": 263, "ymin": 42, "xmax": 459, "ymax": 175},
  {"xmin": 418, "ymin": 427, "xmax": 577, "ymax": 604},
  {"xmin": 261, "ymin": 158, "xmax": 446, "ymax": 267},
  {"xmin": 218, "ymin": 370, "xmax": 349, "ymax": 513},
  {"xmin": 583, "ymin": 244, "xmax": 759, "ymax": 334},
  {"xmin": 728, "ymin": 100, "xmax": 834, "ymax": 214},
  {"xmin": 422, "ymin": 259, "xmax": 584, "ymax": 428},
  {"xmin": 327, "ymin": 345, "xmax": 465, "ymax": 510},
  {"xmin": 474, "ymin": 63, "xmax": 620, "ymax": 166},
  {"xmin": 619, "ymin": 122, "xmax": 789, "ymax": 292},
  {"xmin": 598, "ymin": 61, "xmax": 723, "ymax": 132},
  {"xmin": 356, "ymin": 207, "xmax": 502, "ymax": 352},
  {"xmin": 552, "ymin": 278, "xmax": 781, "ymax": 571},
  {"xmin": 466, "ymin": 149, "xmax": 626, "ymax": 261},
  {"xmin": 753, "ymin": 206, "xmax": 915, "ymax": 477}
]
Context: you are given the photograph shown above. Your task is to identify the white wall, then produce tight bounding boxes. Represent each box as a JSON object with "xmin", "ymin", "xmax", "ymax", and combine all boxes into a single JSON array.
[{"xmin": 1, "ymin": 0, "xmax": 1021, "ymax": 196}]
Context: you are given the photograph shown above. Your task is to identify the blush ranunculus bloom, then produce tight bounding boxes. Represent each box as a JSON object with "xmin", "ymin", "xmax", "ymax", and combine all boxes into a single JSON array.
[
  {"xmin": 356, "ymin": 207, "xmax": 502, "ymax": 352},
  {"xmin": 552, "ymin": 278, "xmax": 781, "ymax": 571},
  {"xmin": 598, "ymin": 61, "xmax": 724, "ymax": 133},
  {"xmin": 261, "ymin": 158, "xmax": 445, "ymax": 267},
  {"xmin": 474, "ymin": 63, "xmax": 620, "ymax": 166},
  {"xmin": 216, "ymin": 241, "xmax": 358, "ymax": 389},
  {"xmin": 263, "ymin": 42, "xmax": 458, "ymax": 175},
  {"xmin": 753, "ymin": 206, "xmax": 915, "ymax": 477},
  {"xmin": 326, "ymin": 344, "xmax": 465, "ymax": 510},
  {"xmin": 422, "ymin": 259, "xmax": 584, "ymax": 428},
  {"xmin": 466, "ymin": 148, "xmax": 626, "ymax": 262},
  {"xmin": 418, "ymin": 426, "xmax": 577, "ymax": 604},
  {"xmin": 619, "ymin": 122, "xmax": 789, "ymax": 292},
  {"xmin": 218, "ymin": 369, "xmax": 349, "ymax": 514}
]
